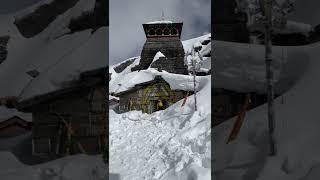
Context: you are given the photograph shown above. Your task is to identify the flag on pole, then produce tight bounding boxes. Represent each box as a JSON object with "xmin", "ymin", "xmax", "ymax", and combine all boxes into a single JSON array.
[
  {"xmin": 226, "ymin": 93, "xmax": 251, "ymax": 144},
  {"xmin": 181, "ymin": 92, "xmax": 189, "ymax": 107}
]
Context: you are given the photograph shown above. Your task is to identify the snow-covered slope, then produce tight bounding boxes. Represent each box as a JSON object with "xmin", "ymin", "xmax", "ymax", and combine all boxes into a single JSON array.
[
  {"xmin": 0, "ymin": 152, "xmax": 107, "ymax": 180},
  {"xmin": 214, "ymin": 42, "xmax": 320, "ymax": 180},
  {"xmin": 109, "ymin": 33, "xmax": 211, "ymax": 180},
  {"xmin": 0, "ymin": 0, "xmax": 107, "ymax": 102},
  {"xmin": 213, "ymin": 40, "xmax": 309, "ymax": 94},
  {"xmin": 109, "ymin": 75, "xmax": 211, "ymax": 180}
]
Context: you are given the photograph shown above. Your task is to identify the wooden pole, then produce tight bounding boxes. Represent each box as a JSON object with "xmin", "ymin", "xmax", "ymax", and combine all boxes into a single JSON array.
[
  {"xmin": 264, "ymin": 0, "xmax": 276, "ymax": 156},
  {"xmin": 192, "ymin": 49, "xmax": 197, "ymax": 111}
]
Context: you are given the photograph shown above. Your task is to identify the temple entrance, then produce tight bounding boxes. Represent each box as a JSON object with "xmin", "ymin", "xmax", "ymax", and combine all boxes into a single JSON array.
[{"xmin": 141, "ymin": 82, "xmax": 176, "ymax": 113}]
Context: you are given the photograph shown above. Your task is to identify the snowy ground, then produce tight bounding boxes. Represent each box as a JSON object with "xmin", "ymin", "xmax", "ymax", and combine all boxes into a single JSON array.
[
  {"xmin": 0, "ymin": 152, "xmax": 108, "ymax": 180},
  {"xmin": 109, "ymin": 75, "xmax": 211, "ymax": 180},
  {"xmin": 214, "ymin": 41, "xmax": 320, "ymax": 180}
]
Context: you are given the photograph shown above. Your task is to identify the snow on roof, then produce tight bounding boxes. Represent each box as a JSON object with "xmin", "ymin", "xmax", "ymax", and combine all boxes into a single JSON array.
[
  {"xmin": 13, "ymin": 0, "xmax": 55, "ymax": 19},
  {"xmin": 108, "ymin": 33, "xmax": 212, "ymax": 85},
  {"xmin": 0, "ymin": 106, "xmax": 32, "ymax": 122},
  {"xmin": 193, "ymin": 41, "xmax": 202, "ymax": 49},
  {"xmin": 151, "ymin": 51, "xmax": 165, "ymax": 64},
  {"xmin": 110, "ymin": 56, "xmax": 141, "ymax": 81},
  {"xmin": 145, "ymin": 20, "xmax": 173, "ymax": 24},
  {"xmin": 109, "ymin": 95, "xmax": 119, "ymax": 101},
  {"xmin": 19, "ymin": 27, "xmax": 108, "ymax": 101},
  {"xmin": 14, "ymin": 0, "xmax": 95, "ymax": 21},
  {"xmin": 0, "ymin": 0, "xmax": 106, "ymax": 103},
  {"xmin": 182, "ymin": 33, "xmax": 211, "ymax": 54},
  {"xmin": 110, "ymin": 68, "xmax": 207, "ymax": 95}
]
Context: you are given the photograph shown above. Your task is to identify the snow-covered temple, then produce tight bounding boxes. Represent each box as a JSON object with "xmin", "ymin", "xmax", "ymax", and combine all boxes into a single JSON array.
[
  {"xmin": 131, "ymin": 20, "xmax": 188, "ymax": 74},
  {"xmin": 112, "ymin": 20, "xmax": 191, "ymax": 114}
]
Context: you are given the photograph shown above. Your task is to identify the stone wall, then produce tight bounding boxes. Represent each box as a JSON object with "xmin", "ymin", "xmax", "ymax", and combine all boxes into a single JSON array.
[{"xmin": 132, "ymin": 37, "xmax": 188, "ymax": 74}]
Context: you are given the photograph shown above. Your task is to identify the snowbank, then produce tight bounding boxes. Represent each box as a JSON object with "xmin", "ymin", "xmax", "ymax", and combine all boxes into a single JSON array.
[
  {"xmin": 182, "ymin": 33, "xmax": 211, "ymax": 54},
  {"xmin": 214, "ymin": 42, "xmax": 320, "ymax": 180},
  {"xmin": 19, "ymin": 27, "xmax": 108, "ymax": 101},
  {"xmin": 213, "ymin": 40, "xmax": 309, "ymax": 94},
  {"xmin": 0, "ymin": 0, "xmax": 107, "ymax": 102},
  {"xmin": 0, "ymin": 152, "xmax": 107, "ymax": 180},
  {"xmin": 109, "ymin": 75, "xmax": 211, "ymax": 180}
]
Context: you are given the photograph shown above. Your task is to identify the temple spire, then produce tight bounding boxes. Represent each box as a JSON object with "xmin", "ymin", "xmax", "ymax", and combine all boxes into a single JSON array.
[{"xmin": 161, "ymin": 10, "xmax": 165, "ymax": 20}]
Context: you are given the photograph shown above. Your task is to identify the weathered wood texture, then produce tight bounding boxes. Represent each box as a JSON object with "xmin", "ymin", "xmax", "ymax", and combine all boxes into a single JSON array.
[
  {"xmin": 32, "ymin": 86, "xmax": 107, "ymax": 156},
  {"xmin": 117, "ymin": 79, "xmax": 186, "ymax": 114}
]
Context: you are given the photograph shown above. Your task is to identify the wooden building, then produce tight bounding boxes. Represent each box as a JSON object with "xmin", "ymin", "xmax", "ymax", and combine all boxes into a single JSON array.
[
  {"xmin": 16, "ymin": 68, "xmax": 107, "ymax": 158},
  {"xmin": 114, "ymin": 76, "xmax": 187, "ymax": 114}
]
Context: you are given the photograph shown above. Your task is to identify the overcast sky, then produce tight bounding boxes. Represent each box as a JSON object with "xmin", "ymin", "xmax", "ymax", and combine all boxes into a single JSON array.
[{"xmin": 109, "ymin": 0, "xmax": 211, "ymax": 65}]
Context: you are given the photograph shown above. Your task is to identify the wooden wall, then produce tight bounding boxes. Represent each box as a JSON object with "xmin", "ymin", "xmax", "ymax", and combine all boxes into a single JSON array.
[
  {"xmin": 32, "ymin": 85, "xmax": 107, "ymax": 157},
  {"xmin": 118, "ymin": 81, "xmax": 186, "ymax": 114}
]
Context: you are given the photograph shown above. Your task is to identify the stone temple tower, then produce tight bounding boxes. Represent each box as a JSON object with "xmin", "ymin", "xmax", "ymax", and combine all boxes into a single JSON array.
[{"xmin": 131, "ymin": 21, "xmax": 188, "ymax": 74}]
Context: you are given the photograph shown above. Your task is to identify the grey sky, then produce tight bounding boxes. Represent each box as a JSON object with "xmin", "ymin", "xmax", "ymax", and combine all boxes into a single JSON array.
[
  {"xmin": 109, "ymin": 0, "xmax": 211, "ymax": 65},
  {"xmin": 0, "ymin": 0, "xmax": 43, "ymax": 14}
]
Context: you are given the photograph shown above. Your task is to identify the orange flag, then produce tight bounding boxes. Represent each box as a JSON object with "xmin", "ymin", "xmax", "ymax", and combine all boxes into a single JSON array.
[
  {"xmin": 227, "ymin": 93, "xmax": 251, "ymax": 144},
  {"xmin": 181, "ymin": 92, "xmax": 189, "ymax": 107}
]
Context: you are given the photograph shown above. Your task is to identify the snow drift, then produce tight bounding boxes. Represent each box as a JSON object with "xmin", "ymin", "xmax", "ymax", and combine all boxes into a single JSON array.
[
  {"xmin": 109, "ymin": 75, "xmax": 211, "ymax": 180},
  {"xmin": 0, "ymin": 152, "xmax": 107, "ymax": 180},
  {"xmin": 214, "ymin": 41, "xmax": 320, "ymax": 180},
  {"xmin": 0, "ymin": 0, "xmax": 107, "ymax": 102}
]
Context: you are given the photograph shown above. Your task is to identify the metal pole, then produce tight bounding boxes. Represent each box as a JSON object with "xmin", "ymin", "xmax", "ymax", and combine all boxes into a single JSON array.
[{"xmin": 264, "ymin": 0, "xmax": 276, "ymax": 156}]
